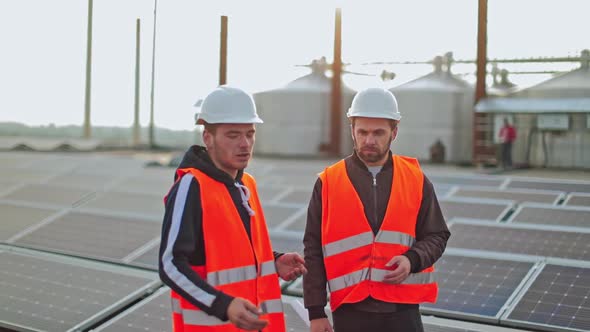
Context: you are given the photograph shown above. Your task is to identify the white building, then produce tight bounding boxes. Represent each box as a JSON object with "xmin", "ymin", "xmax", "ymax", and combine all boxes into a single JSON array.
[
  {"xmin": 476, "ymin": 50, "xmax": 590, "ymax": 168},
  {"xmin": 390, "ymin": 54, "xmax": 474, "ymax": 163},
  {"xmin": 253, "ymin": 60, "xmax": 356, "ymax": 156}
]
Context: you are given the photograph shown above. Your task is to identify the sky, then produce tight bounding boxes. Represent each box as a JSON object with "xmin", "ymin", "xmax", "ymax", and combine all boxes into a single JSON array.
[{"xmin": 0, "ymin": 0, "xmax": 588, "ymax": 131}]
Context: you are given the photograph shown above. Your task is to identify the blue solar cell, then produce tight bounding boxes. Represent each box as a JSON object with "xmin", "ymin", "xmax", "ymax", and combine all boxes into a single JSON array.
[
  {"xmin": 504, "ymin": 264, "xmax": 590, "ymax": 332},
  {"xmin": 448, "ymin": 222, "xmax": 590, "ymax": 261},
  {"xmin": 422, "ymin": 255, "xmax": 534, "ymax": 320}
]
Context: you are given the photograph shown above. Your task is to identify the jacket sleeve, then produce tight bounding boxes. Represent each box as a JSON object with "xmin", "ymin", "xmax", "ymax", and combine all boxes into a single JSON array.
[
  {"xmin": 302, "ymin": 178, "xmax": 329, "ymax": 320},
  {"xmin": 159, "ymin": 174, "xmax": 234, "ymax": 321},
  {"xmin": 403, "ymin": 175, "xmax": 451, "ymax": 273}
]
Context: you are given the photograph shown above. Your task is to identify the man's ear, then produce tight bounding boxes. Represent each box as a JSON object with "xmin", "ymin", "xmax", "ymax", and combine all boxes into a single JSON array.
[
  {"xmin": 391, "ymin": 126, "xmax": 399, "ymax": 141},
  {"xmin": 202, "ymin": 129, "xmax": 213, "ymax": 149}
]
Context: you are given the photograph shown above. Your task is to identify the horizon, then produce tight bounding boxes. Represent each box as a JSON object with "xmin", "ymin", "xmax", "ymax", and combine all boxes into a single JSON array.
[{"xmin": 1, "ymin": 0, "xmax": 588, "ymax": 131}]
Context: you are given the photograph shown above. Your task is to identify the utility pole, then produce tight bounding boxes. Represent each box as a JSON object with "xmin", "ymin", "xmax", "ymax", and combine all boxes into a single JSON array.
[
  {"xmin": 330, "ymin": 8, "xmax": 342, "ymax": 155},
  {"xmin": 83, "ymin": 0, "xmax": 93, "ymax": 138},
  {"xmin": 133, "ymin": 19, "xmax": 141, "ymax": 147},
  {"xmin": 473, "ymin": 0, "xmax": 494, "ymax": 165},
  {"xmin": 219, "ymin": 16, "xmax": 228, "ymax": 85},
  {"xmin": 149, "ymin": 0, "xmax": 158, "ymax": 148}
]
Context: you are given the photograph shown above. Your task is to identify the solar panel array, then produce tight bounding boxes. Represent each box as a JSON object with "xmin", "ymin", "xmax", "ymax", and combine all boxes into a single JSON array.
[
  {"xmin": 508, "ymin": 204, "xmax": 590, "ymax": 228},
  {"xmin": 450, "ymin": 187, "xmax": 563, "ymax": 204},
  {"xmin": 2, "ymin": 151, "xmax": 589, "ymax": 332},
  {"xmin": 93, "ymin": 287, "xmax": 172, "ymax": 332},
  {"xmin": 439, "ymin": 197, "xmax": 513, "ymax": 222},
  {"xmin": 428, "ymin": 174, "xmax": 506, "ymax": 188},
  {"xmin": 13, "ymin": 211, "xmax": 161, "ymax": 263},
  {"xmin": 503, "ymin": 262, "xmax": 590, "ymax": 332},
  {"xmin": 506, "ymin": 179, "xmax": 590, "ymax": 194},
  {"xmin": 448, "ymin": 221, "xmax": 590, "ymax": 261},
  {"xmin": 564, "ymin": 193, "xmax": 590, "ymax": 207},
  {"xmin": 421, "ymin": 253, "xmax": 535, "ymax": 321},
  {"xmin": 0, "ymin": 246, "xmax": 159, "ymax": 332}
]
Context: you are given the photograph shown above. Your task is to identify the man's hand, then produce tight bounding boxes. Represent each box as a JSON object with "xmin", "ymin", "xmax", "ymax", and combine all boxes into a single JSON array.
[
  {"xmin": 275, "ymin": 252, "xmax": 307, "ymax": 281},
  {"xmin": 383, "ymin": 255, "xmax": 411, "ymax": 284},
  {"xmin": 226, "ymin": 297, "xmax": 268, "ymax": 331},
  {"xmin": 310, "ymin": 317, "xmax": 333, "ymax": 332}
]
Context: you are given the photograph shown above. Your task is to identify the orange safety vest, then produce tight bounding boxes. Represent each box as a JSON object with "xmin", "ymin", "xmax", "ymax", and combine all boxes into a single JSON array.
[
  {"xmin": 320, "ymin": 155, "xmax": 437, "ymax": 311},
  {"xmin": 167, "ymin": 168, "xmax": 286, "ymax": 332}
]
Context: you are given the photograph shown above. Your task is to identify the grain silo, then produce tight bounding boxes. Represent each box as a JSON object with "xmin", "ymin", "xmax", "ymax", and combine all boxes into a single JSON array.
[
  {"xmin": 390, "ymin": 54, "xmax": 474, "ymax": 163},
  {"xmin": 253, "ymin": 59, "xmax": 356, "ymax": 156}
]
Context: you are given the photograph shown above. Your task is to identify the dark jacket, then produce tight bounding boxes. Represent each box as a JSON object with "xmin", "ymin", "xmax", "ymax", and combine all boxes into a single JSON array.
[
  {"xmin": 303, "ymin": 152, "xmax": 450, "ymax": 320},
  {"xmin": 158, "ymin": 145, "xmax": 281, "ymax": 321}
]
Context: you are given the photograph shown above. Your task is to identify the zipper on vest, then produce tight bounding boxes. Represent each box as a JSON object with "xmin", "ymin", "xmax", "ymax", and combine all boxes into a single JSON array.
[{"xmin": 372, "ymin": 176, "xmax": 378, "ymax": 228}]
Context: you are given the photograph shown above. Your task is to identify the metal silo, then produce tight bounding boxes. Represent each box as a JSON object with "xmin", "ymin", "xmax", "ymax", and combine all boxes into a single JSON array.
[
  {"xmin": 253, "ymin": 60, "xmax": 356, "ymax": 156},
  {"xmin": 390, "ymin": 54, "xmax": 474, "ymax": 163}
]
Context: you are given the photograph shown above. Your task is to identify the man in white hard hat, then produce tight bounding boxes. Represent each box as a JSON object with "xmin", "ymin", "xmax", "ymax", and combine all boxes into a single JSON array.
[
  {"xmin": 303, "ymin": 88, "xmax": 450, "ymax": 332},
  {"xmin": 159, "ymin": 86, "xmax": 307, "ymax": 332}
]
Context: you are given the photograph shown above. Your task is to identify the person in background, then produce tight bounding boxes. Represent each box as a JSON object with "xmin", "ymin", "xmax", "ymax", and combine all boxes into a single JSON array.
[
  {"xmin": 498, "ymin": 117, "xmax": 517, "ymax": 169},
  {"xmin": 303, "ymin": 88, "xmax": 450, "ymax": 332},
  {"xmin": 159, "ymin": 86, "xmax": 307, "ymax": 332}
]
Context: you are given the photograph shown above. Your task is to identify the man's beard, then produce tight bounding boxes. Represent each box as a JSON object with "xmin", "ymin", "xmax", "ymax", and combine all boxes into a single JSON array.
[{"xmin": 357, "ymin": 147, "xmax": 389, "ymax": 163}]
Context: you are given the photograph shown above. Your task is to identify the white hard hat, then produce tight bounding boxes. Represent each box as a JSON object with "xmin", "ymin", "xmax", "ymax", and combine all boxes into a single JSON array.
[
  {"xmin": 195, "ymin": 86, "xmax": 263, "ymax": 124},
  {"xmin": 347, "ymin": 88, "xmax": 401, "ymax": 121}
]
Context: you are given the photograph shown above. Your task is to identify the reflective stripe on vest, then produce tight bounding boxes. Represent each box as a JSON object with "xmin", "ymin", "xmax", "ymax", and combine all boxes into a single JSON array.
[
  {"xmin": 370, "ymin": 269, "xmax": 434, "ymax": 284},
  {"xmin": 207, "ymin": 260, "xmax": 276, "ymax": 286},
  {"xmin": 323, "ymin": 230, "xmax": 416, "ymax": 258},
  {"xmin": 172, "ymin": 298, "xmax": 283, "ymax": 326},
  {"xmin": 328, "ymin": 268, "xmax": 434, "ymax": 292}
]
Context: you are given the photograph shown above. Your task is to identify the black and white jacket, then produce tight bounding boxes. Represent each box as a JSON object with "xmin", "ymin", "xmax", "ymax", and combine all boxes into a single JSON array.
[{"xmin": 158, "ymin": 145, "xmax": 282, "ymax": 321}]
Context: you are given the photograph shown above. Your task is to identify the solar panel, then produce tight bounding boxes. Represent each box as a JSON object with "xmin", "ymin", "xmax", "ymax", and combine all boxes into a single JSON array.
[
  {"xmin": 508, "ymin": 204, "xmax": 590, "ymax": 228},
  {"xmin": 282, "ymin": 296, "xmax": 312, "ymax": 332},
  {"xmin": 262, "ymin": 173, "xmax": 318, "ymax": 188},
  {"xmin": 129, "ymin": 242, "xmax": 160, "ymax": 271},
  {"xmin": 440, "ymin": 198, "xmax": 513, "ymax": 222},
  {"xmin": 0, "ymin": 246, "xmax": 160, "ymax": 332},
  {"xmin": 506, "ymin": 179, "xmax": 590, "ymax": 194},
  {"xmin": 448, "ymin": 220, "xmax": 590, "ymax": 261},
  {"xmin": 428, "ymin": 174, "xmax": 505, "ymax": 188},
  {"xmin": 14, "ymin": 211, "xmax": 161, "ymax": 262},
  {"xmin": 283, "ymin": 211, "xmax": 307, "ymax": 232},
  {"xmin": 277, "ymin": 189, "xmax": 313, "ymax": 205},
  {"xmin": 94, "ymin": 292, "xmax": 325, "ymax": 332},
  {"xmin": 0, "ymin": 180, "xmax": 20, "ymax": 196},
  {"xmin": 270, "ymin": 230, "xmax": 304, "ymax": 255},
  {"xmin": 564, "ymin": 193, "xmax": 590, "ymax": 207},
  {"xmin": 93, "ymin": 287, "xmax": 172, "ymax": 332},
  {"xmin": 45, "ymin": 173, "xmax": 118, "ymax": 190},
  {"xmin": 502, "ymin": 262, "xmax": 590, "ymax": 332},
  {"xmin": 0, "ymin": 202, "xmax": 59, "ymax": 241},
  {"xmin": 74, "ymin": 157, "xmax": 146, "ymax": 176},
  {"xmin": 424, "ymin": 324, "xmax": 480, "ymax": 332},
  {"xmin": 0, "ymin": 153, "xmax": 36, "ymax": 168},
  {"xmin": 0, "ymin": 168, "xmax": 55, "ymax": 183},
  {"xmin": 421, "ymin": 253, "xmax": 535, "ymax": 322},
  {"xmin": 450, "ymin": 187, "xmax": 563, "ymax": 205},
  {"xmin": 280, "ymin": 297, "xmax": 534, "ymax": 332},
  {"xmin": 257, "ymin": 186, "xmax": 290, "ymax": 203},
  {"xmin": 2, "ymin": 183, "xmax": 95, "ymax": 208},
  {"xmin": 433, "ymin": 184, "xmax": 455, "ymax": 198},
  {"xmin": 112, "ymin": 176, "xmax": 172, "ymax": 196},
  {"xmin": 422, "ymin": 316, "xmax": 531, "ymax": 332},
  {"xmin": 262, "ymin": 203, "xmax": 303, "ymax": 229},
  {"xmin": 283, "ymin": 276, "xmax": 304, "ymax": 297},
  {"xmin": 17, "ymin": 155, "xmax": 86, "ymax": 171},
  {"xmin": 81, "ymin": 191, "xmax": 165, "ymax": 219}
]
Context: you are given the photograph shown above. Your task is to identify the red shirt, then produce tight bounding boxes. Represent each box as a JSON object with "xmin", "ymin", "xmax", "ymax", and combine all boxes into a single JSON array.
[{"xmin": 499, "ymin": 125, "xmax": 516, "ymax": 143}]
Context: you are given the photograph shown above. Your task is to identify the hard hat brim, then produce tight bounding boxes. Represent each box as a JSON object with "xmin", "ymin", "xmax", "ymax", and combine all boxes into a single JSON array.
[
  {"xmin": 196, "ymin": 115, "xmax": 263, "ymax": 125},
  {"xmin": 347, "ymin": 109, "xmax": 402, "ymax": 121}
]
